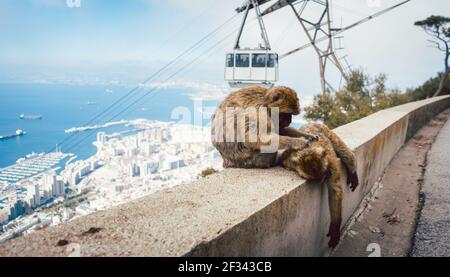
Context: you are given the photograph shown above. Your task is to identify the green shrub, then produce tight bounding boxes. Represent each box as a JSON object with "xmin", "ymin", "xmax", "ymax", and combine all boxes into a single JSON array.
[{"xmin": 304, "ymin": 70, "xmax": 449, "ymax": 129}]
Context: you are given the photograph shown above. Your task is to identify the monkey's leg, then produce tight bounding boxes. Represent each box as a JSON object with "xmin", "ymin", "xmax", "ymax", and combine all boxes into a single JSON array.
[
  {"xmin": 326, "ymin": 157, "xmax": 343, "ymax": 249},
  {"xmin": 280, "ymin": 126, "xmax": 319, "ymax": 141},
  {"xmin": 315, "ymin": 124, "xmax": 359, "ymax": 191}
]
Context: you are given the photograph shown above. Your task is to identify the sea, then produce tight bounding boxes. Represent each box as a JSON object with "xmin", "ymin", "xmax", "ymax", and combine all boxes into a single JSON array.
[{"xmin": 0, "ymin": 83, "xmax": 221, "ymax": 168}]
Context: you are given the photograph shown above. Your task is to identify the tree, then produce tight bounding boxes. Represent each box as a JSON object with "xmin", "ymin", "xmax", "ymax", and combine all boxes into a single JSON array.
[
  {"xmin": 305, "ymin": 69, "xmax": 375, "ymax": 129},
  {"xmin": 304, "ymin": 69, "xmax": 416, "ymax": 129},
  {"xmin": 409, "ymin": 75, "xmax": 450, "ymax": 100},
  {"xmin": 415, "ymin": 15, "xmax": 450, "ymax": 97},
  {"xmin": 304, "ymin": 91, "xmax": 348, "ymax": 129}
]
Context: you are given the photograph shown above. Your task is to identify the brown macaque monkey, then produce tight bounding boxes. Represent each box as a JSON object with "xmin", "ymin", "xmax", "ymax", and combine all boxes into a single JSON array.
[
  {"xmin": 280, "ymin": 123, "xmax": 359, "ymax": 249},
  {"xmin": 211, "ymin": 86, "xmax": 317, "ymax": 169}
]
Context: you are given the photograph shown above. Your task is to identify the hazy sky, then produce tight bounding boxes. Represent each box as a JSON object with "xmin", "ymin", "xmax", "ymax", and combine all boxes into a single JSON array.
[{"xmin": 0, "ymin": 0, "xmax": 449, "ymax": 96}]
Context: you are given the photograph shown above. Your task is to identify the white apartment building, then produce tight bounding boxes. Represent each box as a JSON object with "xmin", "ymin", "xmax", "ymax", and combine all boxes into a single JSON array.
[{"xmin": 0, "ymin": 207, "xmax": 9, "ymax": 224}]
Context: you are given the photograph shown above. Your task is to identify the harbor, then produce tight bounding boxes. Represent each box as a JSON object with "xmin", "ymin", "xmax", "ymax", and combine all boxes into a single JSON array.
[{"xmin": 0, "ymin": 152, "xmax": 73, "ymax": 184}]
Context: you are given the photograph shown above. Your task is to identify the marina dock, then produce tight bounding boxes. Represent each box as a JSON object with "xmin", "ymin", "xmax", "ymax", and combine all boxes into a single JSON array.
[{"xmin": 0, "ymin": 153, "xmax": 72, "ymax": 184}]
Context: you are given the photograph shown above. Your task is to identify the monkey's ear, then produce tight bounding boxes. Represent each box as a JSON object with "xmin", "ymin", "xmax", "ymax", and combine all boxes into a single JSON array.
[{"xmin": 271, "ymin": 92, "xmax": 283, "ymax": 102}]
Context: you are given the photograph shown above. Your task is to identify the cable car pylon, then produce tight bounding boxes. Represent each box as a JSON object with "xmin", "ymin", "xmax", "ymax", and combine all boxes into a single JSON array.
[{"xmin": 225, "ymin": 0, "xmax": 412, "ymax": 94}]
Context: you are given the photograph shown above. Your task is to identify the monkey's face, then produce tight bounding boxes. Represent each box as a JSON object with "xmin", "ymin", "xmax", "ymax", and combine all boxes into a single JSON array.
[
  {"xmin": 279, "ymin": 112, "xmax": 293, "ymax": 129},
  {"xmin": 265, "ymin": 86, "xmax": 301, "ymax": 115}
]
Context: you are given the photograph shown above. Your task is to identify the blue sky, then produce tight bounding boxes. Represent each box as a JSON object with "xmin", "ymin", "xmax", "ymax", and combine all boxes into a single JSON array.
[
  {"xmin": 0, "ymin": 0, "xmax": 449, "ymax": 97},
  {"xmin": 0, "ymin": 0, "xmax": 194, "ymax": 64}
]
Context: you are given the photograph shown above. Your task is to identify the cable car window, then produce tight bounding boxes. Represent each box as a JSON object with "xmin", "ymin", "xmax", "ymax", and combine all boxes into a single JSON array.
[
  {"xmin": 226, "ymin": 54, "xmax": 234, "ymax": 67},
  {"xmin": 252, "ymin": 54, "xmax": 267, "ymax": 68},
  {"xmin": 236, "ymin": 54, "xmax": 250, "ymax": 67},
  {"xmin": 267, "ymin": 54, "xmax": 278, "ymax": 68}
]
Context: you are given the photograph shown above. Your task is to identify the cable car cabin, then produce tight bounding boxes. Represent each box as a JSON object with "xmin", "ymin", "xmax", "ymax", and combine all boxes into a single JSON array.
[{"xmin": 225, "ymin": 49, "xmax": 279, "ymax": 88}]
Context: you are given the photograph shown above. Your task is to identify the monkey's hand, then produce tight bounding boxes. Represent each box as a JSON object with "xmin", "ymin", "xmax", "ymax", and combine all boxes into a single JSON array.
[
  {"xmin": 309, "ymin": 135, "xmax": 320, "ymax": 142},
  {"xmin": 290, "ymin": 137, "xmax": 310, "ymax": 150},
  {"xmin": 296, "ymin": 129, "xmax": 319, "ymax": 142},
  {"xmin": 327, "ymin": 222, "xmax": 341, "ymax": 249},
  {"xmin": 347, "ymin": 172, "xmax": 359, "ymax": 192},
  {"xmin": 282, "ymin": 128, "xmax": 319, "ymax": 142}
]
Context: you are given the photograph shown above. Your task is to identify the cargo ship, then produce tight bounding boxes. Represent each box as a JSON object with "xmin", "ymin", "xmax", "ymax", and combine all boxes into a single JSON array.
[
  {"xmin": 0, "ymin": 129, "xmax": 26, "ymax": 140},
  {"xmin": 19, "ymin": 114, "xmax": 43, "ymax": 120}
]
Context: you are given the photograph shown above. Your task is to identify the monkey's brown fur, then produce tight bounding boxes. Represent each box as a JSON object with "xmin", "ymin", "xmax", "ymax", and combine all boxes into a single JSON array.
[
  {"xmin": 211, "ymin": 86, "xmax": 316, "ymax": 169},
  {"xmin": 280, "ymin": 123, "xmax": 359, "ymax": 248}
]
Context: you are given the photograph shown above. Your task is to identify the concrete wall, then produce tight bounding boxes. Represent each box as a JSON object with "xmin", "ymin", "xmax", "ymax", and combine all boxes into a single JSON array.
[{"xmin": 1, "ymin": 96, "xmax": 449, "ymax": 257}]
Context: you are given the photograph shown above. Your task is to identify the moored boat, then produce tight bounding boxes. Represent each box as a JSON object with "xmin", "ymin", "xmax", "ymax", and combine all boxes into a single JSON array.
[
  {"xmin": 19, "ymin": 114, "xmax": 43, "ymax": 120},
  {"xmin": 0, "ymin": 129, "xmax": 26, "ymax": 140}
]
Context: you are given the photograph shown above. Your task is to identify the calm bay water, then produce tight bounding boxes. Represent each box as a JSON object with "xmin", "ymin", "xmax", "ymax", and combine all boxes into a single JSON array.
[{"xmin": 0, "ymin": 83, "xmax": 219, "ymax": 168}]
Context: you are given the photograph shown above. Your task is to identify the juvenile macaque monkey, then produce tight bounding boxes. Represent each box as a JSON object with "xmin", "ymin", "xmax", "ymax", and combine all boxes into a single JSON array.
[
  {"xmin": 280, "ymin": 123, "xmax": 359, "ymax": 248},
  {"xmin": 211, "ymin": 86, "xmax": 318, "ymax": 169}
]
